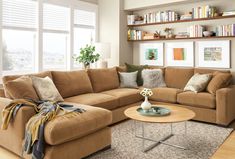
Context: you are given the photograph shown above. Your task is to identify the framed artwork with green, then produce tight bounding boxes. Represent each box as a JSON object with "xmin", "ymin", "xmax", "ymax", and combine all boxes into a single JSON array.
[{"xmin": 140, "ymin": 43, "xmax": 164, "ymax": 66}]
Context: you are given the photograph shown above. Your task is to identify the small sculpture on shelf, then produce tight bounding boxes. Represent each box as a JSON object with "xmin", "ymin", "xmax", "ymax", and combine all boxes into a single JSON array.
[{"xmin": 164, "ymin": 28, "xmax": 175, "ymax": 38}]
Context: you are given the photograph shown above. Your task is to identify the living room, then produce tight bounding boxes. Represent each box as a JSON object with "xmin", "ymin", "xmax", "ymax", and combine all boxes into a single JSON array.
[{"xmin": 0, "ymin": 0, "xmax": 235, "ymax": 159}]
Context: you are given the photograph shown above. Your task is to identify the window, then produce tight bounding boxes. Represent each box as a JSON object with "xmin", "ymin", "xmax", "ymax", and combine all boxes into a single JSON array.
[
  {"xmin": 2, "ymin": 0, "xmax": 37, "ymax": 75},
  {"xmin": 43, "ymin": 3, "xmax": 70, "ymax": 70},
  {"xmin": 0, "ymin": 0, "xmax": 98, "ymax": 78},
  {"xmin": 73, "ymin": 9, "xmax": 96, "ymax": 68}
]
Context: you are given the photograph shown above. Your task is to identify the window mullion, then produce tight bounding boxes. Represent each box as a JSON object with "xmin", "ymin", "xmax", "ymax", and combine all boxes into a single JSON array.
[
  {"xmin": 69, "ymin": 8, "xmax": 74, "ymax": 70},
  {"xmin": 0, "ymin": 0, "xmax": 3, "ymax": 81},
  {"xmin": 37, "ymin": 0, "xmax": 43, "ymax": 72}
]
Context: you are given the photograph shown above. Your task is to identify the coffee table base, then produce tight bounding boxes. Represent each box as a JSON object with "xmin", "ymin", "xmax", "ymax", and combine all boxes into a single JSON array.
[{"xmin": 134, "ymin": 121, "xmax": 188, "ymax": 152}]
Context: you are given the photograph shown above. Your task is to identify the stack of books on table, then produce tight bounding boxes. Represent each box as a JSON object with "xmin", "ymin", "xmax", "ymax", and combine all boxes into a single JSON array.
[
  {"xmin": 188, "ymin": 25, "xmax": 205, "ymax": 37},
  {"xmin": 143, "ymin": 11, "xmax": 179, "ymax": 23},
  {"xmin": 192, "ymin": 5, "xmax": 216, "ymax": 19},
  {"xmin": 216, "ymin": 24, "xmax": 235, "ymax": 36},
  {"xmin": 223, "ymin": 10, "xmax": 235, "ymax": 16},
  {"xmin": 127, "ymin": 29, "xmax": 146, "ymax": 40},
  {"xmin": 143, "ymin": 33, "xmax": 159, "ymax": 40}
]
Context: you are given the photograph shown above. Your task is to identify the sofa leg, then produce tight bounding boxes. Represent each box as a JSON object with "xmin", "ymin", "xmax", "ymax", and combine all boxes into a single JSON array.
[{"xmin": 82, "ymin": 145, "xmax": 111, "ymax": 159}]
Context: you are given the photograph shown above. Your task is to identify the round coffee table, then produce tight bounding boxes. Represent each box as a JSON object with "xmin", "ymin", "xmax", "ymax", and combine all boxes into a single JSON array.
[{"xmin": 124, "ymin": 105, "xmax": 195, "ymax": 152}]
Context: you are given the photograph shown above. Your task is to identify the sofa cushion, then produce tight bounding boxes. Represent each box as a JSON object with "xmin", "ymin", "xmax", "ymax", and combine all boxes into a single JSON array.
[
  {"xmin": 165, "ymin": 67, "xmax": 194, "ymax": 89},
  {"xmin": 119, "ymin": 71, "xmax": 138, "ymax": 88},
  {"xmin": 101, "ymin": 88, "xmax": 143, "ymax": 107},
  {"xmin": 4, "ymin": 76, "xmax": 39, "ymax": 100},
  {"xmin": 32, "ymin": 76, "xmax": 64, "ymax": 102},
  {"xmin": 177, "ymin": 92, "xmax": 216, "ymax": 109},
  {"xmin": 52, "ymin": 70, "xmax": 93, "ymax": 98},
  {"xmin": 64, "ymin": 93, "xmax": 119, "ymax": 110},
  {"xmin": 125, "ymin": 63, "xmax": 149, "ymax": 86},
  {"xmin": 44, "ymin": 103, "xmax": 112, "ymax": 145},
  {"xmin": 142, "ymin": 69, "xmax": 166, "ymax": 88},
  {"xmin": 87, "ymin": 68, "xmax": 120, "ymax": 93},
  {"xmin": 149, "ymin": 87, "xmax": 182, "ymax": 103},
  {"xmin": 194, "ymin": 68, "xmax": 230, "ymax": 74},
  {"xmin": 207, "ymin": 72, "xmax": 232, "ymax": 95},
  {"xmin": 2, "ymin": 71, "xmax": 52, "ymax": 98}
]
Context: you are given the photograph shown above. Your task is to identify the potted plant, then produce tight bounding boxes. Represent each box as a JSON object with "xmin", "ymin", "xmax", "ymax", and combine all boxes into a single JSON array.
[{"xmin": 74, "ymin": 45, "xmax": 100, "ymax": 69}]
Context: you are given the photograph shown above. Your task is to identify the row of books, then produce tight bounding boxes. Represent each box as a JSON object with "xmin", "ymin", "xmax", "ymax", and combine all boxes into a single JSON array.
[
  {"xmin": 127, "ymin": 29, "xmax": 146, "ymax": 40},
  {"xmin": 216, "ymin": 24, "xmax": 235, "ymax": 36},
  {"xmin": 143, "ymin": 11, "xmax": 179, "ymax": 23},
  {"xmin": 223, "ymin": 10, "xmax": 235, "ymax": 16},
  {"xmin": 188, "ymin": 25, "xmax": 205, "ymax": 37},
  {"xmin": 192, "ymin": 6, "xmax": 217, "ymax": 19}
]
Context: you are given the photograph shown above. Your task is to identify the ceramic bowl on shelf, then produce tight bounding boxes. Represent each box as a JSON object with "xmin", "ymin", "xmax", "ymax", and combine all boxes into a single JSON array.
[{"xmin": 203, "ymin": 31, "xmax": 214, "ymax": 37}]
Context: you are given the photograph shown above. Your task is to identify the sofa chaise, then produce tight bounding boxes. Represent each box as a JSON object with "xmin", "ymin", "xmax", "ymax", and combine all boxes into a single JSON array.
[{"xmin": 0, "ymin": 66, "xmax": 234, "ymax": 159}]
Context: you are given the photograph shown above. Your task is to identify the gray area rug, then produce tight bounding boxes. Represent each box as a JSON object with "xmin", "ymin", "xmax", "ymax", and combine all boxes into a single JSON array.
[{"xmin": 88, "ymin": 120, "xmax": 233, "ymax": 159}]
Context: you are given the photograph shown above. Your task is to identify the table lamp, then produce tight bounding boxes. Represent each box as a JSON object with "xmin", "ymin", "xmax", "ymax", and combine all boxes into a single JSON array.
[{"xmin": 95, "ymin": 43, "xmax": 111, "ymax": 68}]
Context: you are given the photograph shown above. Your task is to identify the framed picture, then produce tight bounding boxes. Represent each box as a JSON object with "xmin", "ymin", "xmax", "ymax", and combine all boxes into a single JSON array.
[
  {"xmin": 165, "ymin": 42, "xmax": 194, "ymax": 67},
  {"xmin": 197, "ymin": 40, "xmax": 230, "ymax": 68},
  {"xmin": 140, "ymin": 43, "xmax": 164, "ymax": 66}
]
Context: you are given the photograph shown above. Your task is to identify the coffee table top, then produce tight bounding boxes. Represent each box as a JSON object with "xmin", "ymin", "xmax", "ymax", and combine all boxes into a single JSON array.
[{"xmin": 124, "ymin": 105, "xmax": 195, "ymax": 123}]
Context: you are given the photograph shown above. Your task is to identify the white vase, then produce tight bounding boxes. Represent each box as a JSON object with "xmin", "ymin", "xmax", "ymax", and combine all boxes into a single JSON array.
[{"xmin": 141, "ymin": 96, "xmax": 152, "ymax": 110}]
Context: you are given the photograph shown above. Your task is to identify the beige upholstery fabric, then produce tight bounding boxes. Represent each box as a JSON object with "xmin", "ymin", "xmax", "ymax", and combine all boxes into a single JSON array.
[
  {"xmin": 4, "ymin": 76, "xmax": 39, "ymax": 100},
  {"xmin": 164, "ymin": 67, "xmax": 194, "ymax": 89},
  {"xmin": 184, "ymin": 73, "xmax": 212, "ymax": 93},
  {"xmin": 43, "ymin": 128, "xmax": 111, "ymax": 159},
  {"xmin": 177, "ymin": 92, "xmax": 216, "ymax": 109},
  {"xmin": 0, "ymin": 88, "xmax": 5, "ymax": 98},
  {"xmin": 216, "ymin": 85, "xmax": 235, "ymax": 125},
  {"xmin": 52, "ymin": 70, "xmax": 93, "ymax": 98},
  {"xmin": 87, "ymin": 68, "xmax": 120, "ymax": 92},
  {"xmin": 32, "ymin": 76, "xmax": 64, "ymax": 102},
  {"xmin": 2, "ymin": 71, "xmax": 52, "ymax": 98},
  {"xmin": 194, "ymin": 68, "xmax": 230, "ymax": 74},
  {"xmin": 101, "ymin": 88, "xmax": 143, "ymax": 107},
  {"xmin": 65, "ymin": 93, "xmax": 119, "ymax": 110},
  {"xmin": 44, "ymin": 103, "xmax": 112, "ymax": 145},
  {"xmin": 0, "ymin": 98, "xmax": 36, "ymax": 155},
  {"xmin": 207, "ymin": 72, "xmax": 232, "ymax": 95},
  {"xmin": 149, "ymin": 87, "xmax": 182, "ymax": 103}
]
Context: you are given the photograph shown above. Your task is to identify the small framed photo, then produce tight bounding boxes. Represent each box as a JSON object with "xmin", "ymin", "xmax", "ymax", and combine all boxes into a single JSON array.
[
  {"xmin": 197, "ymin": 40, "xmax": 230, "ymax": 68},
  {"xmin": 165, "ymin": 42, "xmax": 194, "ymax": 67},
  {"xmin": 140, "ymin": 43, "xmax": 164, "ymax": 66}
]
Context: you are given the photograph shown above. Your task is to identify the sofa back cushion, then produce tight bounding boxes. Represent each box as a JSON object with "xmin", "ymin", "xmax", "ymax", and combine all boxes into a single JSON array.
[
  {"xmin": 2, "ymin": 71, "xmax": 52, "ymax": 98},
  {"xmin": 52, "ymin": 70, "xmax": 93, "ymax": 98},
  {"xmin": 87, "ymin": 68, "xmax": 120, "ymax": 92},
  {"xmin": 194, "ymin": 68, "xmax": 230, "ymax": 74},
  {"xmin": 165, "ymin": 67, "xmax": 194, "ymax": 89}
]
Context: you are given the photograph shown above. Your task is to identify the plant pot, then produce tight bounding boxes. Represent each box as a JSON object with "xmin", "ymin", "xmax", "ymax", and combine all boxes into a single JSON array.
[
  {"xmin": 83, "ymin": 64, "xmax": 90, "ymax": 69},
  {"xmin": 141, "ymin": 96, "xmax": 152, "ymax": 110}
]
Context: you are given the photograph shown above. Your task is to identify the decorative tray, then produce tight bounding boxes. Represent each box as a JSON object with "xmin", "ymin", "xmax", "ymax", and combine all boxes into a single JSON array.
[{"xmin": 137, "ymin": 106, "xmax": 171, "ymax": 117}]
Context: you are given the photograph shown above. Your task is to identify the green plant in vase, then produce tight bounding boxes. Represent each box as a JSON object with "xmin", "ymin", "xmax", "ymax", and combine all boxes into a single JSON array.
[{"xmin": 74, "ymin": 45, "xmax": 100, "ymax": 69}]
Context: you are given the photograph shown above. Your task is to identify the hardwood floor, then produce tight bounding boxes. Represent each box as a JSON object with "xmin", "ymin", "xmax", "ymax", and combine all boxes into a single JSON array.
[{"xmin": 1, "ymin": 121, "xmax": 235, "ymax": 159}]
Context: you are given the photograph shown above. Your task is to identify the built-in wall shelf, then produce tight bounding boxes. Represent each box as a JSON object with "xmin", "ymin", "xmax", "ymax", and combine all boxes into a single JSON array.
[
  {"xmin": 128, "ymin": 36, "xmax": 235, "ymax": 42},
  {"xmin": 127, "ymin": 15, "xmax": 235, "ymax": 27}
]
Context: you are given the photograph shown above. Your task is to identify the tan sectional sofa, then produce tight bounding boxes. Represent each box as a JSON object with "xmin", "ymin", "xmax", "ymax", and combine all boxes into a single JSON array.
[{"xmin": 0, "ymin": 66, "xmax": 235, "ymax": 159}]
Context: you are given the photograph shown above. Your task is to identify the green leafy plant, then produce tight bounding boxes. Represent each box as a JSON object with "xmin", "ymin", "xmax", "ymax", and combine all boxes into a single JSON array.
[{"xmin": 74, "ymin": 45, "xmax": 100, "ymax": 69}]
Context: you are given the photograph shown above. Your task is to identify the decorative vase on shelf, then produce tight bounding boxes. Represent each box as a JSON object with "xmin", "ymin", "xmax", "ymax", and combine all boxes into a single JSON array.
[{"xmin": 141, "ymin": 96, "xmax": 152, "ymax": 111}]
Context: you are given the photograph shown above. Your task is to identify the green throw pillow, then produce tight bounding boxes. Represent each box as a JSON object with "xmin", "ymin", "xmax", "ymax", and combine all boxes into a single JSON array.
[{"xmin": 125, "ymin": 63, "xmax": 148, "ymax": 86}]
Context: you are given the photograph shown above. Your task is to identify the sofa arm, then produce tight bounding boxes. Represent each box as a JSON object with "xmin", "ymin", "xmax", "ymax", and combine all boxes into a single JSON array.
[
  {"xmin": 216, "ymin": 85, "xmax": 235, "ymax": 126},
  {"xmin": 0, "ymin": 97, "xmax": 37, "ymax": 139}
]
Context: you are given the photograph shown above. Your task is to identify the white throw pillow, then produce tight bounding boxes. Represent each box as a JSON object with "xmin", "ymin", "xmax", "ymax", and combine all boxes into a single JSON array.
[
  {"xmin": 184, "ymin": 73, "xmax": 212, "ymax": 93},
  {"xmin": 31, "ymin": 76, "xmax": 64, "ymax": 102},
  {"xmin": 119, "ymin": 71, "xmax": 138, "ymax": 88},
  {"xmin": 142, "ymin": 69, "xmax": 166, "ymax": 88}
]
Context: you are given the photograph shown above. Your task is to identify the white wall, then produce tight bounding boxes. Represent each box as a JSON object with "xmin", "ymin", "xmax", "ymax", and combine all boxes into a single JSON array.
[{"xmin": 98, "ymin": 0, "xmax": 133, "ymax": 67}]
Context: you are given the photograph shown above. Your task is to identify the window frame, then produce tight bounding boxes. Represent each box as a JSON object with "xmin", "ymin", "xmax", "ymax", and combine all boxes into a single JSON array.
[{"xmin": 0, "ymin": 0, "xmax": 98, "ymax": 80}]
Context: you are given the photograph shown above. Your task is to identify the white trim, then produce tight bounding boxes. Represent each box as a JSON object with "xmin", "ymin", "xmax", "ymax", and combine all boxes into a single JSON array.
[
  {"xmin": 0, "ymin": 0, "xmax": 3, "ymax": 80},
  {"xmin": 43, "ymin": 29, "xmax": 69, "ymax": 34},
  {"xmin": 2, "ymin": 26, "xmax": 37, "ymax": 32},
  {"xmin": 74, "ymin": 24, "xmax": 95, "ymax": 29},
  {"xmin": 69, "ymin": 7, "xmax": 74, "ymax": 70},
  {"xmin": 37, "ymin": 0, "xmax": 43, "ymax": 72}
]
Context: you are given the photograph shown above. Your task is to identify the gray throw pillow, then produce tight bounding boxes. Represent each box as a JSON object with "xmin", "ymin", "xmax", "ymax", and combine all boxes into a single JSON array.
[
  {"xmin": 119, "ymin": 71, "xmax": 138, "ymax": 88},
  {"xmin": 142, "ymin": 69, "xmax": 166, "ymax": 88},
  {"xmin": 184, "ymin": 73, "xmax": 212, "ymax": 93}
]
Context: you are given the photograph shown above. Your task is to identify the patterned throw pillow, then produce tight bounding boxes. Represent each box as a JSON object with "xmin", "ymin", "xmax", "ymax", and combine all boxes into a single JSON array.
[
  {"xmin": 31, "ymin": 76, "xmax": 64, "ymax": 102},
  {"xmin": 125, "ymin": 63, "xmax": 148, "ymax": 86},
  {"xmin": 119, "ymin": 71, "xmax": 138, "ymax": 88},
  {"xmin": 184, "ymin": 73, "xmax": 212, "ymax": 93},
  {"xmin": 142, "ymin": 69, "xmax": 166, "ymax": 88}
]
